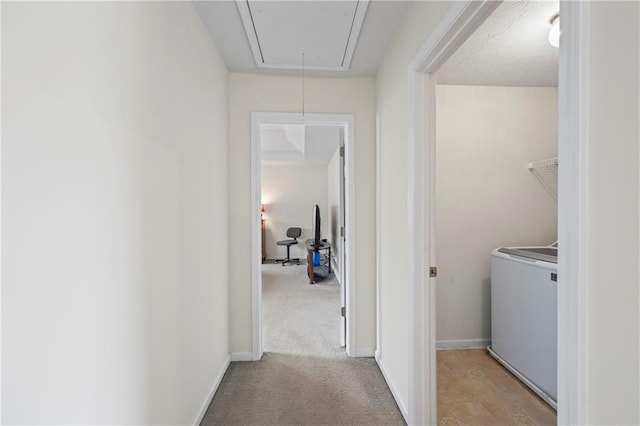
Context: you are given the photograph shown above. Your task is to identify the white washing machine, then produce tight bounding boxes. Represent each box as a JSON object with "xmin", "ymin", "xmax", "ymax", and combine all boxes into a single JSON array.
[{"xmin": 489, "ymin": 246, "xmax": 557, "ymax": 409}]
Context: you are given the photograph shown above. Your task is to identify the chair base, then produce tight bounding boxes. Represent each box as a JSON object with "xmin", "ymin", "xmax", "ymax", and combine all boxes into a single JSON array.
[
  {"xmin": 276, "ymin": 257, "xmax": 300, "ymax": 266},
  {"xmin": 275, "ymin": 242, "xmax": 299, "ymax": 266}
]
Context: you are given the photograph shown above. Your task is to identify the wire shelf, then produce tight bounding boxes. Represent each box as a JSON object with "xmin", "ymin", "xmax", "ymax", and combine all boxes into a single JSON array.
[{"xmin": 528, "ymin": 157, "xmax": 558, "ymax": 202}]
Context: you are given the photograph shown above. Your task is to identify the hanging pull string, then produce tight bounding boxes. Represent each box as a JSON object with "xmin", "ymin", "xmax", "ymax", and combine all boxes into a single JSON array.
[{"xmin": 302, "ymin": 52, "xmax": 305, "ymax": 119}]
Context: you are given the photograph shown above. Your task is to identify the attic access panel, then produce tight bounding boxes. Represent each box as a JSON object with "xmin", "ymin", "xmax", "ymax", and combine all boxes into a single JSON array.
[{"xmin": 237, "ymin": 0, "xmax": 369, "ymax": 71}]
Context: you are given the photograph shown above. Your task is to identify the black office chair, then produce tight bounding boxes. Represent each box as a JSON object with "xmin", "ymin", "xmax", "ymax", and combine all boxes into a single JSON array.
[{"xmin": 276, "ymin": 227, "xmax": 302, "ymax": 266}]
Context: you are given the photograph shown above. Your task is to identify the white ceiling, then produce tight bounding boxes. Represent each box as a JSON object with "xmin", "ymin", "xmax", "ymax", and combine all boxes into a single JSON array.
[
  {"xmin": 237, "ymin": 0, "xmax": 368, "ymax": 71},
  {"xmin": 438, "ymin": 0, "xmax": 560, "ymax": 87},
  {"xmin": 261, "ymin": 125, "xmax": 341, "ymax": 165},
  {"xmin": 195, "ymin": 1, "xmax": 558, "ymax": 84},
  {"xmin": 194, "ymin": 1, "xmax": 410, "ymax": 77}
]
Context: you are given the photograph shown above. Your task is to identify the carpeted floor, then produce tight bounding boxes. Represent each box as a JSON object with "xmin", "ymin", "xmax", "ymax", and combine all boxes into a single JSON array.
[
  {"xmin": 200, "ymin": 261, "xmax": 405, "ymax": 426},
  {"xmin": 262, "ymin": 260, "xmax": 343, "ymax": 357}
]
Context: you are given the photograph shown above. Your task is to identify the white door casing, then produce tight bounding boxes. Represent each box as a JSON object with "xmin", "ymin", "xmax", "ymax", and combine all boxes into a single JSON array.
[
  {"xmin": 407, "ymin": 3, "xmax": 500, "ymax": 423},
  {"xmin": 339, "ymin": 127, "xmax": 347, "ymax": 348}
]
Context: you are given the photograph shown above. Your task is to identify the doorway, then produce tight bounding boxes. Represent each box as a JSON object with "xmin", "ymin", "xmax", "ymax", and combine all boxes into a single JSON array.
[
  {"xmin": 250, "ymin": 112, "xmax": 356, "ymax": 360},
  {"xmin": 432, "ymin": 1, "xmax": 560, "ymax": 422},
  {"xmin": 406, "ymin": 0, "xmax": 588, "ymax": 424}
]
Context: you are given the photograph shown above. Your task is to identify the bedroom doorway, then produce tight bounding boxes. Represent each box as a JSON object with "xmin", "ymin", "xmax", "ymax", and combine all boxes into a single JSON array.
[{"xmin": 250, "ymin": 112, "xmax": 355, "ymax": 360}]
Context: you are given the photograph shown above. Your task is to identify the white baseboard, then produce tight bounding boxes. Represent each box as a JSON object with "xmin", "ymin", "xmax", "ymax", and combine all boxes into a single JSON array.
[
  {"xmin": 354, "ymin": 347, "xmax": 375, "ymax": 357},
  {"xmin": 375, "ymin": 356, "xmax": 408, "ymax": 422},
  {"xmin": 331, "ymin": 260, "xmax": 341, "ymax": 285},
  {"xmin": 374, "ymin": 349, "xmax": 381, "ymax": 361},
  {"xmin": 230, "ymin": 352, "xmax": 253, "ymax": 361},
  {"xmin": 193, "ymin": 355, "xmax": 230, "ymax": 426},
  {"xmin": 436, "ymin": 338, "xmax": 491, "ymax": 351}
]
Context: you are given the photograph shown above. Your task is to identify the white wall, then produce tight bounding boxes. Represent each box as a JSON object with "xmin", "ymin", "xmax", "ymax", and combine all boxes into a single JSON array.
[
  {"xmin": 327, "ymin": 147, "xmax": 342, "ymax": 277},
  {"xmin": 2, "ymin": 3, "xmax": 229, "ymax": 424},
  {"xmin": 585, "ymin": 2, "xmax": 639, "ymax": 423},
  {"xmin": 229, "ymin": 74, "xmax": 376, "ymax": 355},
  {"xmin": 435, "ymin": 85, "xmax": 558, "ymax": 346},
  {"xmin": 375, "ymin": 1, "xmax": 452, "ymax": 415},
  {"xmin": 261, "ymin": 165, "xmax": 328, "ymax": 260}
]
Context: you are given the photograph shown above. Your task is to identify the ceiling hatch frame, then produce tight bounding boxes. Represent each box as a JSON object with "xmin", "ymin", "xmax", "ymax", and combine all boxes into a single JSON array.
[{"xmin": 236, "ymin": 0, "xmax": 370, "ymax": 72}]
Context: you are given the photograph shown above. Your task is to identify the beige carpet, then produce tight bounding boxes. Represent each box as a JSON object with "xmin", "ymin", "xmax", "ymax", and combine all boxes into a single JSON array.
[
  {"xmin": 200, "ymin": 262, "xmax": 405, "ymax": 426},
  {"xmin": 262, "ymin": 260, "xmax": 343, "ymax": 357}
]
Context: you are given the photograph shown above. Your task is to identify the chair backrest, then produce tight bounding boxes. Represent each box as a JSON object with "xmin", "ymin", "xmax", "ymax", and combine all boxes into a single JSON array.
[{"xmin": 286, "ymin": 227, "xmax": 302, "ymax": 239}]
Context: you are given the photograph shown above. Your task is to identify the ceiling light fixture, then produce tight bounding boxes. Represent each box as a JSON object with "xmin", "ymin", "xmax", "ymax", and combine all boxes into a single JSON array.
[{"xmin": 548, "ymin": 12, "xmax": 560, "ymax": 48}]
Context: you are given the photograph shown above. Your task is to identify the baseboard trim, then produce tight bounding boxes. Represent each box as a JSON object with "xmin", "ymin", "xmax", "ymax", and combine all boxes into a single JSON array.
[
  {"xmin": 375, "ymin": 356, "xmax": 408, "ymax": 422},
  {"xmin": 193, "ymin": 355, "xmax": 230, "ymax": 426},
  {"xmin": 331, "ymin": 260, "xmax": 341, "ymax": 285},
  {"xmin": 230, "ymin": 352, "xmax": 253, "ymax": 361},
  {"xmin": 436, "ymin": 338, "xmax": 491, "ymax": 351},
  {"xmin": 354, "ymin": 347, "xmax": 375, "ymax": 357},
  {"xmin": 374, "ymin": 349, "xmax": 381, "ymax": 361}
]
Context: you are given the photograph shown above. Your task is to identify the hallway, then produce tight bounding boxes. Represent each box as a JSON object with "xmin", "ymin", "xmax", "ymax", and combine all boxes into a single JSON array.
[
  {"xmin": 200, "ymin": 263, "xmax": 404, "ymax": 425},
  {"xmin": 3, "ymin": 2, "xmax": 638, "ymax": 424}
]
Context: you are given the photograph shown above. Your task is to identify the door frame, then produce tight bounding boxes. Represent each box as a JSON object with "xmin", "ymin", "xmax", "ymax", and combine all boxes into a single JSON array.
[
  {"xmin": 250, "ymin": 112, "xmax": 357, "ymax": 360},
  {"xmin": 338, "ymin": 127, "xmax": 347, "ymax": 348},
  {"xmin": 406, "ymin": 1, "xmax": 589, "ymax": 424}
]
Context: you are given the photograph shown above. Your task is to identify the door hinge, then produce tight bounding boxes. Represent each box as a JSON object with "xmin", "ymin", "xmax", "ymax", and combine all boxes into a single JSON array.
[
  {"xmin": 341, "ymin": 306, "xmax": 346, "ymax": 317},
  {"xmin": 340, "ymin": 226, "xmax": 344, "ymax": 237},
  {"xmin": 429, "ymin": 267, "xmax": 437, "ymax": 278},
  {"xmin": 340, "ymin": 146, "xmax": 345, "ymax": 157}
]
